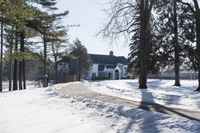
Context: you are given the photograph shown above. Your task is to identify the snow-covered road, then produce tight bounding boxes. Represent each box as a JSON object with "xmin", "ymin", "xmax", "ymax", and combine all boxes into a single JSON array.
[{"xmin": 59, "ymin": 82, "xmax": 200, "ymax": 121}]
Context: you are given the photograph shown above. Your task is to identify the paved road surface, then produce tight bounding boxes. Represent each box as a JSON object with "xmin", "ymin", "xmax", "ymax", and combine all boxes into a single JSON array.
[{"xmin": 59, "ymin": 82, "xmax": 200, "ymax": 121}]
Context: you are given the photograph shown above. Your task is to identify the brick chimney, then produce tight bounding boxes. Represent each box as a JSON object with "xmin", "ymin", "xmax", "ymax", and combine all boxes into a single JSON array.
[{"xmin": 109, "ymin": 51, "xmax": 114, "ymax": 56}]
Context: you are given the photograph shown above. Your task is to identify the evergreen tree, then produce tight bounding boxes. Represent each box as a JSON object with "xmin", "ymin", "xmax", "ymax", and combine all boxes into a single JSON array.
[
  {"xmin": 70, "ymin": 39, "xmax": 91, "ymax": 81},
  {"xmin": 0, "ymin": 0, "xmax": 68, "ymax": 90},
  {"xmin": 156, "ymin": 1, "xmax": 195, "ymax": 86},
  {"xmin": 166, "ymin": 0, "xmax": 200, "ymax": 90},
  {"xmin": 48, "ymin": 26, "xmax": 68, "ymax": 84},
  {"xmin": 127, "ymin": 3, "xmax": 161, "ymax": 79}
]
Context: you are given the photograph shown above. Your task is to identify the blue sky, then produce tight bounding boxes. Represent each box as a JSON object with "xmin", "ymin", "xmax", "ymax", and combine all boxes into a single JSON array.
[{"xmin": 56, "ymin": 0, "xmax": 129, "ymax": 57}]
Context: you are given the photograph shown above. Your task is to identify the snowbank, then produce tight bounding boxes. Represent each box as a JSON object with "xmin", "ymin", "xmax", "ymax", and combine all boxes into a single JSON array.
[
  {"xmin": 0, "ymin": 81, "xmax": 200, "ymax": 133},
  {"xmin": 89, "ymin": 79, "xmax": 200, "ymax": 110}
]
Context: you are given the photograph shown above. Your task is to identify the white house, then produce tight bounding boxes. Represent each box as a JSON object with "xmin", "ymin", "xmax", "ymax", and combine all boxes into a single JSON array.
[{"xmin": 86, "ymin": 51, "xmax": 128, "ymax": 80}]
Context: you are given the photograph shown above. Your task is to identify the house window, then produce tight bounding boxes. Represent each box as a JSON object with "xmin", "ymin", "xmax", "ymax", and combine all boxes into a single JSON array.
[
  {"xmin": 98, "ymin": 72, "xmax": 106, "ymax": 77},
  {"xmin": 124, "ymin": 67, "xmax": 127, "ymax": 71}
]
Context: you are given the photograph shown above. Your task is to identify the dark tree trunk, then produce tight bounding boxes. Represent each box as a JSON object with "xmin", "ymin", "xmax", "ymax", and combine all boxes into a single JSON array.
[
  {"xmin": 76, "ymin": 58, "xmax": 78, "ymax": 81},
  {"xmin": 0, "ymin": 15, "xmax": 3, "ymax": 92},
  {"xmin": 139, "ymin": 0, "xmax": 147, "ymax": 89},
  {"xmin": 13, "ymin": 32, "xmax": 18, "ymax": 91},
  {"xmin": 173, "ymin": 0, "xmax": 181, "ymax": 86},
  {"xmin": 22, "ymin": 58, "xmax": 26, "ymax": 89},
  {"xmin": 43, "ymin": 27, "xmax": 48, "ymax": 87},
  {"xmin": 18, "ymin": 60, "xmax": 22, "ymax": 90},
  {"xmin": 51, "ymin": 41, "xmax": 58, "ymax": 84},
  {"xmin": 55, "ymin": 56, "xmax": 58, "ymax": 83},
  {"xmin": 78, "ymin": 72, "xmax": 81, "ymax": 81},
  {"xmin": 21, "ymin": 32, "xmax": 26, "ymax": 89},
  {"xmin": 18, "ymin": 32, "xmax": 25, "ymax": 90},
  {"xmin": 78, "ymin": 58, "xmax": 81, "ymax": 81},
  {"xmin": 9, "ymin": 27, "xmax": 14, "ymax": 91},
  {"xmin": 78, "ymin": 74, "xmax": 80, "ymax": 81},
  {"xmin": 193, "ymin": 0, "xmax": 200, "ymax": 91},
  {"xmin": 139, "ymin": 0, "xmax": 154, "ymax": 89}
]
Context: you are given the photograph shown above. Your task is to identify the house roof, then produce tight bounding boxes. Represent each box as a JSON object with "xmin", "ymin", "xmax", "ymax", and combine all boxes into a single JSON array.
[
  {"xmin": 89, "ymin": 54, "xmax": 128, "ymax": 65},
  {"xmin": 105, "ymin": 64, "xmax": 116, "ymax": 69}
]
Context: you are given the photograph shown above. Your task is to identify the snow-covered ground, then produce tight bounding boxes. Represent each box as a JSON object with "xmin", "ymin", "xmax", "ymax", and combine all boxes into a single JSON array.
[
  {"xmin": 89, "ymin": 79, "xmax": 200, "ymax": 110},
  {"xmin": 0, "ymin": 80, "xmax": 200, "ymax": 133}
]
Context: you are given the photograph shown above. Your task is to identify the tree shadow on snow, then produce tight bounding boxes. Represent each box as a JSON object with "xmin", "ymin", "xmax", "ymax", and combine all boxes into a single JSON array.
[
  {"xmin": 140, "ymin": 89, "xmax": 200, "ymax": 119},
  {"xmin": 138, "ymin": 90, "xmax": 160, "ymax": 133},
  {"xmin": 118, "ymin": 88, "xmax": 200, "ymax": 133},
  {"xmin": 114, "ymin": 106, "xmax": 160, "ymax": 133}
]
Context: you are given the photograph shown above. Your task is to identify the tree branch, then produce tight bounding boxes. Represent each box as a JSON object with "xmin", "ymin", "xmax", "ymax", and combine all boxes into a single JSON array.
[{"xmin": 177, "ymin": 0, "xmax": 195, "ymax": 13}]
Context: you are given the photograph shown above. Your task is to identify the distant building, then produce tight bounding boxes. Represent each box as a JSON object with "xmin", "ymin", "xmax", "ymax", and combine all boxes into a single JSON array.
[
  {"xmin": 49, "ymin": 56, "xmax": 76, "ymax": 83},
  {"xmin": 85, "ymin": 51, "xmax": 128, "ymax": 80}
]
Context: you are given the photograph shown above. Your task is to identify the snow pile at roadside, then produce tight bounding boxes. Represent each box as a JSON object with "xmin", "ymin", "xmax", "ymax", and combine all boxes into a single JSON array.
[
  {"xmin": 89, "ymin": 79, "xmax": 200, "ymax": 110},
  {"xmin": 60, "ymin": 96, "xmax": 200, "ymax": 133},
  {"xmin": 0, "ymin": 82, "xmax": 200, "ymax": 133},
  {"xmin": 52, "ymin": 84, "xmax": 200, "ymax": 133},
  {"xmin": 0, "ymin": 86, "xmax": 117, "ymax": 133}
]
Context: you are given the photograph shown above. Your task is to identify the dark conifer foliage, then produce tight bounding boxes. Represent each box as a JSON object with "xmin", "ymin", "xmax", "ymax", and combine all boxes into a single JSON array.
[
  {"xmin": 0, "ymin": 0, "xmax": 69, "ymax": 91},
  {"xmin": 156, "ymin": 1, "xmax": 195, "ymax": 86},
  {"xmin": 127, "ymin": 4, "xmax": 161, "ymax": 79},
  {"xmin": 174, "ymin": 0, "xmax": 200, "ymax": 90},
  {"xmin": 70, "ymin": 39, "xmax": 91, "ymax": 81}
]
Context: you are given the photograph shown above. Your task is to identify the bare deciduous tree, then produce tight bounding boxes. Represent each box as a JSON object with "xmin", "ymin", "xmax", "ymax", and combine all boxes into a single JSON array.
[{"xmin": 99, "ymin": 0, "xmax": 156, "ymax": 88}]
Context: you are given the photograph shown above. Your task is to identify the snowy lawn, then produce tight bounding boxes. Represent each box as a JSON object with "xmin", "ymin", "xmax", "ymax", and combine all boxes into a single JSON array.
[
  {"xmin": 0, "ymin": 80, "xmax": 200, "ymax": 133},
  {"xmin": 89, "ymin": 79, "xmax": 200, "ymax": 110}
]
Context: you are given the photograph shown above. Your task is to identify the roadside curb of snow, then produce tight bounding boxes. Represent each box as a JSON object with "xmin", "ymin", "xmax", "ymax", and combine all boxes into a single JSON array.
[
  {"xmin": 49, "ymin": 83, "xmax": 200, "ymax": 132},
  {"xmin": 49, "ymin": 84, "xmax": 123, "ymax": 116},
  {"xmin": 49, "ymin": 83, "xmax": 153, "ymax": 119},
  {"xmin": 90, "ymin": 83, "xmax": 200, "ymax": 111},
  {"xmin": 51, "ymin": 83, "xmax": 196, "ymax": 120}
]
